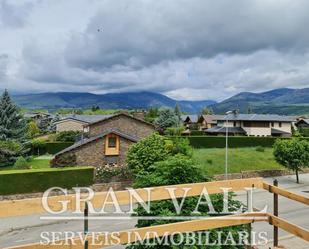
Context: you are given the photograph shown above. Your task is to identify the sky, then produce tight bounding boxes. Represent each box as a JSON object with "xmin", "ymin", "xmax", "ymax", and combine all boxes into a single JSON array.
[{"xmin": 1, "ymin": 0, "xmax": 309, "ymax": 101}]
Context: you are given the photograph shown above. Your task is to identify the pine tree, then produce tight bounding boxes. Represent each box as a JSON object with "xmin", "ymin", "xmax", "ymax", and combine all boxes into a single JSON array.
[
  {"xmin": 0, "ymin": 89, "xmax": 27, "ymax": 142},
  {"xmin": 174, "ymin": 103, "xmax": 181, "ymax": 120}
]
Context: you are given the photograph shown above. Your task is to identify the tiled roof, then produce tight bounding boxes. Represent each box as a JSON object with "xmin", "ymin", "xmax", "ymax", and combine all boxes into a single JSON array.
[
  {"xmin": 56, "ymin": 129, "xmax": 139, "ymax": 156},
  {"xmin": 217, "ymin": 114, "xmax": 294, "ymax": 122}
]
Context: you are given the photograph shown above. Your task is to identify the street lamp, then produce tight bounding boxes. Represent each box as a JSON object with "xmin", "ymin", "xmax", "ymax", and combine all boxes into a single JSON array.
[{"xmin": 225, "ymin": 111, "xmax": 233, "ymax": 180}]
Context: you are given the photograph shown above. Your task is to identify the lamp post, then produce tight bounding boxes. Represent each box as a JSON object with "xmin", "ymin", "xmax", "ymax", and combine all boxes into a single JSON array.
[{"xmin": 225, "ymin": 111, "xmax": 233, "ymax": 180}]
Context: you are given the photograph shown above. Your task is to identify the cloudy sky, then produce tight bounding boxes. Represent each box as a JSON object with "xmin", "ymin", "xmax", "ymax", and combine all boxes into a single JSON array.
[{"xmin": 1, "ymin": 0, "xmax": 309, "ymax": 101}]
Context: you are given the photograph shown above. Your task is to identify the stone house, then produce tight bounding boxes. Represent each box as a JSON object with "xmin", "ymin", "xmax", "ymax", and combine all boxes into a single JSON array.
[
  {"xmin": 206, "ymin": 114, "xmax": 294, "ymax": 137},
  {"xmin": 54, "ymin": 113, "xmax": 155, "ymax": 167}
]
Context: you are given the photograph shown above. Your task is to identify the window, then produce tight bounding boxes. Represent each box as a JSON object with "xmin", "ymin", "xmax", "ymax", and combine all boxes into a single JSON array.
[
  {"xmin": 271, "ymin": 122, "xmax": 274, "ymax": 127},
  {"xmin": 108, "ymin": 137, "xmax": 117, "ymax": 148},
  {"xmin": 243, "ymin": 121, "xmax": 269, "ymax": 127},
  {"xmin": 105, "ymin": 134, "xmax": 120, "ymax": 155},
  {"xmin": 233, "ymin": 121, "xmax": 237, "ymax": 127},
  {"xmin": 279, "ymin": 122, "xmax": 282, "ymax": 128}
]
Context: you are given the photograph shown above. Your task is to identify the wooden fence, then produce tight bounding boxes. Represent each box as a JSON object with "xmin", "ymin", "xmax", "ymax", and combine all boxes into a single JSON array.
[{"xmin": 0, "ymin": 178, "xmax": 308, "ymax": 248}]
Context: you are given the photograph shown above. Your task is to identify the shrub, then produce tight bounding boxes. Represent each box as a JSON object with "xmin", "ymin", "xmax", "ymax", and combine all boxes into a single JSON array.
[
  {"xmin": 31, "ymin": 139, "xmax": 46, "ymax": 156},
  {"xmin": 0, "ymin": 167, "xmax": 94, "ymax": 195},
  {"xmin": 30, "ymin": 141, "xmax": 74, "ymax": 155},
  {"xmin": 164, "ymin": 126, "xmax": 184, "ymax": 136},
  {"xmin": 168, "ymin": 136, "xmax": 309, "ymax": 148},
  {"xmin": 55, "ymin": 131, "xmax": 82, "ymax": 142},
  {"xmin": 134, "ymin": 154, "xmax": 206, "ymax": 187},
  {"xmin": 95, "ymin": 165, "xmax": 131, "ymax": 183},
  {"xmin": 255, "ymin": 146, "xmax": 265, "ymax": 152},
  {"xmin": 27, "ymin": 121, "xmax": 40, "ymax": 138},
  {"xmin": 50, "ymin": 153, "xmax": 77, "ymax": 167},
  {"xmin": 166, "ymin": 137, "xmax": 193, "ymax": 157},
  {"xmin": 190, "ymin": 130, "xmax": 204, "ymax": 136},
  {"xmin": 299, "ymin": 128, "xmax": 309, "ymax": 137},
  {"xmin": 273, "ymin": 138, "xmax": 309, "ymax": 183},
  {"xmin": 129, "ymin": 155, "xmax": 244, "ymax": 249},
  {"xmin": 0, "ymin": 141, "xmax": 22, "ymax": 167},
  {"xmin": 13, "ymin": 156, "xmax": 30, "ymax": 169},
  {"xmin": 45, "ymin": 142, "xmax": 74, "ymax": 154},
  {"xmin": 126, "ymin": 134, "xmax": 169, "ymax": 175}
]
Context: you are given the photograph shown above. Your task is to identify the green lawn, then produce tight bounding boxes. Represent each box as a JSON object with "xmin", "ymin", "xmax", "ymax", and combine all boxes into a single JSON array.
[
  {"xmin": 193, "ymin": 147, "xmax": 283, "ymax": 176},
  {"xmin": 0, "ymin": 155, "xmax": 52, "ymax": 171}
]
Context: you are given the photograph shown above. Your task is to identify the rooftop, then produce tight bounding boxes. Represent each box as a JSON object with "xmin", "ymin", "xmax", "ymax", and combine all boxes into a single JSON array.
[
  {"xmin": 59, "ymin": 114, "xmax": 113, "ymax": 124},
  {"xmin": 217, "ymin": 114, "xmax": 295, "ymax": 122}
]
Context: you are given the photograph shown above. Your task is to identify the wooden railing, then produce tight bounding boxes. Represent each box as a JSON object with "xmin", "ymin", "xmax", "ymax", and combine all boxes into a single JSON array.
[{"xmin": 0, "ymin": 178, "xmax": 308, "ymax": 249}]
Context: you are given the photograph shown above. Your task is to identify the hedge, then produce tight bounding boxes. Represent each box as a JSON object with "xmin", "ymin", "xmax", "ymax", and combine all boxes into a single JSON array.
[
  {"xmin": 299, "ymin": 128, "xmax": 309, "ymax": 137},
  {"xmin": 31, "ymin": 142, "xmax": 74, "ymax": 155},
  {"xmin": 0, "ymin": 167, "xmax": 94, "ymax": 195},
  {"xmin": 167, "ymin": 136, "xmax": 309, "ymax": 148}
]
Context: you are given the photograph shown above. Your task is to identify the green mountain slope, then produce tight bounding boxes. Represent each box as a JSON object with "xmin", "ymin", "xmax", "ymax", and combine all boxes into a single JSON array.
[{"xmin": 210, "ymin": 88, "xmax": 309, "ymax": 115}]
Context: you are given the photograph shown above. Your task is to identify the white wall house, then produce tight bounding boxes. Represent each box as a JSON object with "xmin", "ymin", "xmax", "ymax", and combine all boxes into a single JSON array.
[{"xmin": 207, "ymin": 114, "xmax": 294, "ymax": 137}]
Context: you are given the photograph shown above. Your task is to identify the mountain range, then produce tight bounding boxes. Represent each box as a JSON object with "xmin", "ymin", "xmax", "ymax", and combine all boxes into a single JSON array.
[
  {"xmin": 12, "ymin": 88, "xmax": 309, "ymax": 115},
  {"xmin": 209, "ymin": 88, "xmax": 309, "ymax": 115},
  {"xmin": 12, "ymin": 91, "xmax": 216, "ymax": 113}
]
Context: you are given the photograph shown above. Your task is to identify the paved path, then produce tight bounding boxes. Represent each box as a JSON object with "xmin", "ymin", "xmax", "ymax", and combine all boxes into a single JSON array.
[{"xmin": 0, "ymin": 174, "xmax": 308, "ymax": 248}]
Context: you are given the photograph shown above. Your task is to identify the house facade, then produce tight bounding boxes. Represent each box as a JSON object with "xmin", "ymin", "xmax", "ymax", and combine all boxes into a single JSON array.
[
  {"xmin": 54, "ymin": 115, "xmax": 112, "ymax": 132},
  {"xmin": 54, "ymin": 113, "xmax": 155, "ymax": 167},
  {"xmin": 206, "ymin": 114, "xmax": 294, "ymax": 137},
  {"xmin": 197, "ymin": 115, "xmax": 224, "ymax": 130}
]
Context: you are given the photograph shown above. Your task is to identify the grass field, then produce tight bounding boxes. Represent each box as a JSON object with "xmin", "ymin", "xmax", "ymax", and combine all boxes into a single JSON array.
[
  {"xmin": 0, "ymin": 155, "xmax": 52, "ymax": 171},
  {"xmin": 193, "ymin": 147, "xmax": 283, "ymax": 176}
]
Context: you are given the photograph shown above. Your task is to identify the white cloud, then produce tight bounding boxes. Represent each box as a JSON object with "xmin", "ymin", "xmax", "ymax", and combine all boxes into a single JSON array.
[{"xmin": 0, "ymin": 0, "xmax": 309, "ymax": 100}]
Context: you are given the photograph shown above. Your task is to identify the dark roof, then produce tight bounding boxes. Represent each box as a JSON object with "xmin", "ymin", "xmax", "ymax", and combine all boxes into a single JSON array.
[
  {"xmin": 296, "ymin": 119, "xmax": 309, "ymax": 125},
  {"xmin": 271, "ymin": 128, "xmax": 291, "ymax": 135},
  {"xmin": 24, "ymin": 112, "xmax": 53, "ymax": 118},
  {"xmin": 56, "ymin": 129, "xmax": 139, "ymax": 156},
  {"xmin": 88, "ymin": 113, "xmax": 155, "ymax": 128},
  {"xmin": 217, "ymin": 114, "xmax": 294, "ymax": 122},
  {"xmin": 55, "ymin": 114, "xmax": 113, "ymax": 124},
  {"xmin": 205, "ymin": 126, "xmax": 246, "ymax": 134},
  {"xmin": 181, "ymin": 115, "xmax": 198, "ymax": 123}
]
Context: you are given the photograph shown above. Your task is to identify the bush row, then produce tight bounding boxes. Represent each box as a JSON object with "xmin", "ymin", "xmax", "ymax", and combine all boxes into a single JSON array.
[
  {"xmin": 0, "ymin": 167, "xmax": 94, "ymax": 195},
  {"xmin": 31, "ymin": 142, "xmax": 74, "ymax": 155},
  {"xmin": 167, "ymin": 136, "xmax": 309, "ymax": 148},
  {"xmin": 299, "ymin": 128, "xmax": 309, "ymax": 137}
]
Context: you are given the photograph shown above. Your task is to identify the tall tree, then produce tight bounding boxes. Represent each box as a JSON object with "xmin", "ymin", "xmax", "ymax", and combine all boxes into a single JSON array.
[
  {"xmin": 174, "ymin": 103, "xmax": 181, "ymax": 120},
  {"xmin": 155, "ymin": 108, "xmax": 179, "ymax": 130},
  {"xmin": 201, "ymin": 107, "xmax": 213, "ymax": 115},
  {"xmin": 0, "ymin": 90, "xmax": 27, "ymax": 142}
]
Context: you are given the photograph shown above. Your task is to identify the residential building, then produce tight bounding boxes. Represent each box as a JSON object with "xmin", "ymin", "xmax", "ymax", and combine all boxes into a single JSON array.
[
  {"xmin": 55, "ymin": 113, "xmax": 155, "ymax": 167},
  {"xmin": 181, "ymin": 115, "xmax": 199, "ymax": 127},
  {"xmin": 54, "ymin": 115, "xmax": 113, "ymax": 132},
  {"xmin": 197, "ymin": 115, "xmax": 224, "ymax": 130},
  {"xmin": 24, "ymin": 112, "xmax": 53, "ymax": 124},
  {"xmin": 295, "ymin": 118, "xmax": 309, "ymax": 129},
  {"xmin": 206, "ymin": 114, "xmax": 293, "ymax": 137}
]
